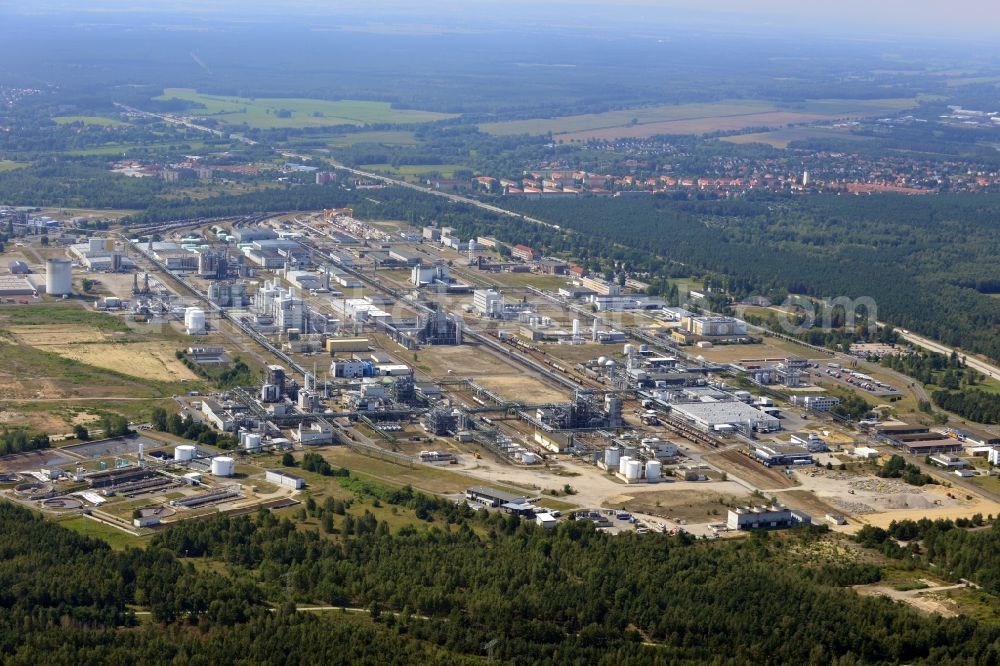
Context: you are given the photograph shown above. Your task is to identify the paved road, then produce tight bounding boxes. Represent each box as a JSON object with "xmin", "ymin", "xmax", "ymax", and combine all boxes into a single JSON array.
[{"xmin": 887, "ymin": 323, "xmax": 1000, "ymax": 381}]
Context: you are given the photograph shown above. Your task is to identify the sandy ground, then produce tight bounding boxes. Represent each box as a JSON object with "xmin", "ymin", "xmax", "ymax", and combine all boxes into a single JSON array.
[
  {"xmin": 854, "ymin": 581, "xmax": 964, "ymax": 617},
  {"xmin": 53, "ymin": 343, "xmax": 198, "ymax": 382},
  {"xmin": 418, "ymin": 343, "xmax": 569, "ymax": 403}
]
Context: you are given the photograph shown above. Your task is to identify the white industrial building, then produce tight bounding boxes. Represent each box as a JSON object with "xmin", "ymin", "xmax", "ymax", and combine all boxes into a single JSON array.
[
  {"xmin": 473, "ymin": 289, "xmax": 504, "ymax": 317},
  {"xmin": 670, "ymin": 400, "xmax": 780, "ymax": 434},
  {"xmin": 266, "ymin": 469, "xmax": 305, "ymax": 489},
  {"xmin": 410, "ymin": 263, "xmax": 450, "ymax": 286},
  {"xmin": 792, "ymin": 395, "xmax": 841, "ymax": 412},
  {"xmin": 727, "ymin": 505, "xmax": 810, "ymax": 530}
]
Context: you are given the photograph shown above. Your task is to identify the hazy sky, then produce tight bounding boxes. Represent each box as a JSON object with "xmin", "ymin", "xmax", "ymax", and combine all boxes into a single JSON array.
[{"xmin": 3, "ymin": 0, "xmax": 999, "ymax": 41}]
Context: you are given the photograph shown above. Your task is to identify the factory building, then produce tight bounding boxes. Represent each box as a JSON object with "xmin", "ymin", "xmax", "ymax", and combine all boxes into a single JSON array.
[
  {"xmin": 465, "ymin": 486, "xmax": 531, "ymax": 508},
  {"xmin": 579, "ymin": 276, "xmax": 621, "ymax": 296},
  {"xmin": 208, "ymin": 281, "xmax": 249, "ymax": 308},
  {"xmin": 748, "ymin": 442, "xmax": 814, "ymax": 467},
  {"xmin": 681, "ymin": 316, "xmax": 749, "ymax": 337},
  {"xmin": 727, "ymin": 505, "xmax": 811, "ymax": 531},
  {"xmin": 791, "ymin": 395, "xmax": 841, "ymax": 412},
  {"xmin": 473, "ymin": 289, "xmax": 504, "ymax": 317},
  {"xmin": 511, "ymin": 244, "xmax": 540, "ymax": 262},
  {"xmin": 670, "ymin": 400, "xmax": 780, "ymax": 435},
  {"xmin": 410, "ymin": 263, "xmax": 450, "ymax": 286}
]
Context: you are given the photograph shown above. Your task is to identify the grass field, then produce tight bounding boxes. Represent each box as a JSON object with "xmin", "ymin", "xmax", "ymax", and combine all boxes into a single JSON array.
[
  {"xmin": 155, "ymin": 88, "xmax": 457, "ymax": 129},
  {"xmin": 53, "ymin": 115, "xmax": 129, "ymax": 127},
  {"xmin": 57, "ymin": 516, "xmax": 143, "ymax": 550},
  {"xmin": 0, "ymin": 160, "xmax": 28, "ymax": 172},
  {"xmin": 480, "ymin": 97, "xmax": 921, "ymax": 141}
]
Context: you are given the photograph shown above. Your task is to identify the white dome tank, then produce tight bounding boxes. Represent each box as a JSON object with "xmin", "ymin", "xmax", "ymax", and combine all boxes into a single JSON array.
[
  {"xmin": 618, "ymin": 455, "xmax": 631, "ymax": 475},
  {"xmin": 174, "ymin": 444, "xmax": 196, "ymax": 461},
  {"xmin": 597, "ymin": 356, "xmax": 607, "ymax": 366},
  {"xmin": 625, "ymin": 459, "xmax": 642, "ymax": 480},
  {"xmin": 645, "ymin": 460, "xmax": 662, "ymax": 481},
  {"xmin": 211, "ymin": 456, "xmax": 235, "ymax": 477},
  {"xmin": 45, "ymin": 258, "xmax": 73, "ymax": 296},
  {"xmin": 184, "ymin": 307, "xmax": 206, "ymax": 335}
]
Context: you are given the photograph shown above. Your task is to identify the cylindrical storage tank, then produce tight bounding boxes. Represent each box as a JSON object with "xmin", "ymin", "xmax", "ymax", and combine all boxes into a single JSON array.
[
  {"xmin": 645, "ymin": 460, "xmax": 661, "ymax": 481},
  {"xmin": 639, "ymin": 344, "xmax": 649, "ymax": 353},
  {"xmin": 572, "ymin": 319, "xmax": 580, "ymax": 337},
  {"xmin": 174, "ymin": 444, "xmax": 196, "ymax": 461},
  {"xmin": 45, "ymin": 258, "xmax": 73, "ymax": 295},
  {"xmin": 211, "ymin": 456, "xmax": 235, "ymax": 477},
  {"xmin": 597, "ymin": 356, "xmax": 607, "ymax": 366},
  {"xmin": 244, "ymin": 433, "xmax": 262, "ymax": 450},
  {"xmin": 184, "ymin": 307, "xmax": 206, "ymax": 335},
  {"xmin": 625, "ymin": 459, "xmax": 642, "ymax": 480},
  {"xmin": 618, "ymin": 455, "xmax": 632, "ymax": 475},
  {"xmin": 604, "ymin": 447, "xmax": 621, "ymax": 468},
  {"xmin": 624, "ymin": 344, "xmax": 634, "ymax": 356}
]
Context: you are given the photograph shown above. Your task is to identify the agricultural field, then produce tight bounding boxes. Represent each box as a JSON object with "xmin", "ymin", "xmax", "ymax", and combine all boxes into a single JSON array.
[
  {"xmin": 155, "ymin": 88, "xmax": 457, "ymax": 129},
  {"xmin": 323, "ymin": 130, "xmax": 420, "ymax": 147},
  {"xmin": 0, "ymin": 160, "xmax": 27, "ymax": 172},
  {"xmin": 722, "ymin": 126, "xmax": 877, "ymax": 149},
  {"xmin": 52, "ymin": 115, "xmax": 129, "ymax": 127},
  {"xmin": 479, "ymin": 97, "xmax": 921, "ymax": 141}
]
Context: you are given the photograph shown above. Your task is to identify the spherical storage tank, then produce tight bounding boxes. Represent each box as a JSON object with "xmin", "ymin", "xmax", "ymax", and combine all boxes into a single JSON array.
[
  {"xmin": 645, "ymin": 460, "xmax": 661, "ymax": 481},
  {"xmin": 604, "ymin": 447, "xmax": 621, "ymax": 468},
  {"xmin": 597, "ymin": 356, "xmax": 608, "ymax": 366},
  {"xmin": 211, "ymin": 456, "xmax": 235, "ymax": 477},
  {"xmin": 618, "ymin": 455, "xmax": 632, "ymax": 475},
  {"xmin": 45, "ymin": 258, "xmax": 73, "ymax": 296},
  {"xmin": 625, "ymin": 459, "xmax": 642, "ymax": 481},
  {"xmin": 174, "ymin": 444, "xmax": 196, "ymax": 461}
]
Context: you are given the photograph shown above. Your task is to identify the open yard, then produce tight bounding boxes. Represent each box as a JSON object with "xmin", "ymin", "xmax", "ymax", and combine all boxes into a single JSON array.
[
  {"xmin": 602, "ymin": 487, "xmax": 752, "ymax": 524},
  {"xmin": 723, "ymin": 126, "xmax": 876, "ymax": 149},
  {"xmin": 156, "ymin": 88, "xmax": 457, "ymax": 129},
  {"xmin": 417, "ymin": 342, "xmax": 569, "ymax": 403}
]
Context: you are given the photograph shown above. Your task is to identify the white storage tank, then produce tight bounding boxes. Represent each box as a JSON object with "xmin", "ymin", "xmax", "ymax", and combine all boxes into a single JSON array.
[
  {"xmin": 521, "ymin": 452, "xmax": 537, "ymax": 465},
  {"xmin": 597, "ymin": 356, "xmax": 607, "ymax": 366},
  {"xmin": 604, "ymin": 447, "xmax": 621, "ymax": 468},
  {"xmin": 625, "ymin": 459, "xmax": 642, "ymax": 481},
  {"xmin": 243, "ymin": 433, "xmax": 262, "ymax": 450},
  {"xmin": 211, "ymin": 456, "xmax": 235, "ymax": 477},
  {"xmin": 45, "ymin": 258, "xmax": 73, "ymax": 296},
  {"xmin": 645, "ymin": 460, "xmax": 662, "ymax": 481},
  {"xmin": 184, "ymin": 307, "xmax": 206, "ymax": 335},
  {"xmin": 174, "ymin": 444, "xmax": 197, "ymax": 461},
  {"xmin": 618, "ymin": 455, "xmax": 632, "ymax": 475},
  {"xmin": 623, "ymin": 344, "xmax": 634, "ymax": 356}
]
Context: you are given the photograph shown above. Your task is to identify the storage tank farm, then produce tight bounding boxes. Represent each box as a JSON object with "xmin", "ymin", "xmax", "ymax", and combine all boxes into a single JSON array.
[{"xmin": 45, "ymin": 258, "xmax": 73, "ymax": 296}]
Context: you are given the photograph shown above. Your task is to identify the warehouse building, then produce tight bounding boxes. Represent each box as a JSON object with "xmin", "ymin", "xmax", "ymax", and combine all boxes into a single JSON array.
[
  {"xmin": 265, "ymin": 469, "xmax": 305, "ymax": 490},
  {"xmin": 465, "ymin": 486, "xmax": 531, "ymax": 508},
  {"xmin": 748, "ymin": 442, "xmax": 814, "ymax": 467},
  {"xmin": 727, "ymin": 505, "xmax": 811, "ymax": 531},
  {"xmin": 670, "ymin": 400, "xmax": 779, "ymax": 435}
]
